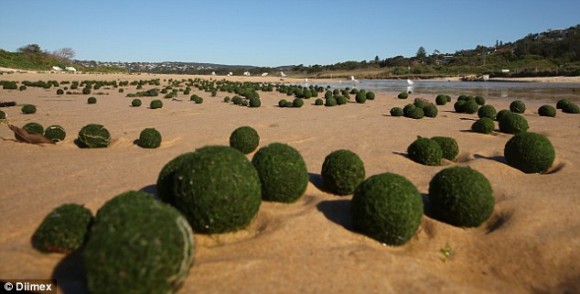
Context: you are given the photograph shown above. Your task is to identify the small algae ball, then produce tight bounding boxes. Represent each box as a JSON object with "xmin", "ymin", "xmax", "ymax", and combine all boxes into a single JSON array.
[
  {"xmin": 428, "ymin": 166, "xmax": 494, "ymax": 227},
  {"xmin": 0, "ymin": 110, "xmax": 5, "ymax": 119},
  {"xmin": 397, "ymin": 92, "xmax": 409, "ymax": 99},
  {"xmin": 355, "ymin": 92, "xmax": 366, "ymax": 103},
  {"xmin": 431, "ymin": 136, "xmax": 459, "ymax": 161},
  {"xmin": 510, "ymin": 100, "xmax": 526, "ymax": 113},
  {"xmin": 471, "ymin": 117, "xmax": 495, "ymax": 134},
  {"xmin": 423, "ymin": 104, "xmax": 438, "ymax": 118},
  {"xmin": 173, "ymin": 146, "xmax": 261, "ymax": 233},
  {"xmin": 157, "ymin": 152, "xmax": 195, "ymax": 206},
  {"xmin": 504, "ymin": 132, "xmax": 555, "ymax": 174},
  {"xmin": 462, "ymin": 100, "xmax": 479, "ymax": 114},
  {"xmin": 292, "ymin": 98, "xmax": 304, "ymax": 108},
  {"xmin": 78, "ymin": 124, "xmax": 111, "ymax": 148},
  {"xmin": 478, "ymin": 104, "xmax": 497, "ymax": 119},
  {"xmin": 84, "ymin": 191, "xmax": 195, "ymax": 294},
  {"xmin": 435, "ymin": 94, "xmax": 448, "ymax": 105},
  {"xmin": 321, "ymin": 149, "xmax": 365, "ymax": 195},
  {"xmin": 252, "ymin": 143, "xmax": 308, "ymax": 203},
  {"xmin": 556, "ymin": 99, "xmax": 571, "ymax": 109},
  {"xmin": 406, "ymin": 107, "xmax": 424, "ymax": 119},
  {"xmin": 538, "ymin": 105, "xmax": 556, "ymax": 117},
  {"xmin": 315, "ymin": 98, "xmax": 324, "ymax": 105},
  {"xmin": 23, "ymin": 122, "xmax": 44, "ymax": 135},
  {"xmin": 562, "ymin": 102, "xmax": 579, "ymax": 113},
  {"xmin": 87, "ymin": 97, "xmax": 97, "ymax": 104},
  {"xmin": 498, "ymin": 112, "xmax": 529, "ymax": 134},
  {"xmin": 351, "ymin": 173, "xmax": 423, "ymax": 246},
  {"xmin": 325, "ymin": 97, "xmax": 337, "ymax": 106},
  {"xmin": 150, "ymin": 99, "xmax": 163, "ymax": 109},
  {"xmin": 249, "ymin": 97, "xmax": 261, "ymax": 108},
  {"xmin": 475, "ymin": 96, "xmax": 486, "ymax": 105},
  {"xmin": 407, "ymin": 137, "xmax": 442, "ymax": 166},
  {"xmin": 278, "ymin": 99, "xmax": 288, "ymax": 107},
  {"xmin": 44, "ymin": 125, "xmax": 66, "ymax": 142},
  {"xmin": 31, "ymin": 203, "xmax": 93, "ymax": 254},
  {"xmin": 21, "ymin": 104, "xmax": 37, "ymax": 114},
  {"xmin": 390, "ymin": 107, "xmax": 404, "ymax": 117},
  {"xmin": 131, "ymin": 98, "xmax": 142, "ymax": 107},
  {"xmin": 336, "ymin": 96, "xmax": 348, "ymax": 105},
  {"xmin": 229, "ymin": 126, "xmax": 260, "ymax": 154},
  {"xmin": 366, "ymin": 91, "xmax": 375, "ymax": 100},
  {"xmin": 138, "ymin": 128, "xmax": 162, "ymax": 148}
]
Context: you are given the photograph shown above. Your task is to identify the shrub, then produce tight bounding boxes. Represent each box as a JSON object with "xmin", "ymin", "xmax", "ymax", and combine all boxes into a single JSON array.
[
  {"xmin": 423, "ymin": 104, "xmax": 438, "ymax": 118},
  {"xmin": 315, "ymin": 98, "xmax": 324, "ymax": 105},
  {"xmin": 173, "ymin": 146, "xmax": 261, "ymax": 233},
  {"xmin": 495, "ymin": 109, "xmax": 511, "ymax": 121},
  {"xmin": 397, "ymin": 92, "xmax": 409, "ymax": 99},
  {"xmin": 138, "ymin": 128, "xmax": 162, "ymax": 148},
  {"xmin": 406, "ymin": 107, "xmax": 424, "ymax": 119},
  {"xmin": 365, "ymin": 91, "xmax": 375, "ymax": 100},
  {"xmin": 556, "ymin": 99, "xmax": 571, "ymax": 109},
  {"xmin": 390, "ymin": 107, "xmax": 404, "ymax": 116},
  {"xmin": 78, "ymin": 124, "xmax": 111, "ymax": 148},
  {"xmin": 562, "ymin": 102, "xmax": 579, "ymax": 113},
  {"xmin": 278, "ymin": 99, "xmax": 288, "ymax": 108},
  {"xmin": 84, "ymin": 191, "xmax": 194, "ymax": 294},
  {"xmin": 498, "ymin": 112, "xmax": 529, "ymax": 134},
  {"xmin": 249, "ymin": 97, "xmax": 260, "ymax": 107},
  {"xmin": 21, "ymin": 104, "xmax": 37, "ymax": 114},
  {"xmin": 504, "ymin": 132, "xmax": 555, "ymax": 173},
  {"xmin": 478, "ymin": 105, "xmax": 497, "ymax": 119},
  {"xmin": 471, "ymin": 117, "xmax": 495, "ymax": 134},
  {"xmin": 336, "ymin": 96, "xmax": 348, "ymax": 105},
  {"xmin": 229, "ymin": 126, "xmax": 260, "ymax": 154},
  {"xmin": 131, "ymin": 99, "xmax": 142, "ymax": 107},
  {"xmin": 435, "ymin": 94, "xmax": 448, "ymax": 105},
  {"xmin": 87, "ymin": 97, "xmax": 97, "ymax": 104},
  {"xmin": 538, "ymin": 105, "xmax": 556, "ymax": 117},
  {"xmin": 44, "ymin": 125, "xmax": 66, "ymax": 142},
  {"xmin": 31, "ymin": 203, "xmax": 93, "ymax": 253},
  {"xmin": 293, "ymin": 98, "xmax": 304, "ymax": 108},
  {"xmin": 150, "ymin": 99, "xmax": 163, "ymax": 109},
  {"xmin": 252, "ymin": 143, "xmax": 308, "ymax": 203},
  {"xmin": 355, "ymin": 92, "xmax": 366, "ymax": 103},
  {"xmin": 321, "ymin": 149, "xmax": 365, "ymax": 195},
  {"xmin": 23, "ymin": 122, "xmax": 44, "ymax": 135},
  {"xmin": 428, "ymin": 166, "xmax": 494, "ymax": 227},
  {"xmin": 431, "ymin": 136, "xmax": 459, "ymax": 161},
  {"xmin": 325, "ymin": 97, "xmax": 337, "ymax": 107},
  {"xmin": 56, "ymin": 89, "xmax": 64, "ymax": 95},
  {"xmin": 351, "ymin": 173, "xmax": 423, "ymax": 246},
  {"xmin": 407, "ymin": 137, "xmax": 442, "ymax": 166},
  {"xmin": 510, "ymin": 100, "xmax": 526, "ymax": 113},
  {"xmin": 475, "ymin": 96, "xmax": 486, "ymax": 105}
]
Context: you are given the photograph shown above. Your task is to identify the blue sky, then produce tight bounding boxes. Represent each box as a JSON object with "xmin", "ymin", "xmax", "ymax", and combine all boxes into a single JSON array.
[{"xmin": 1, "ymin": 0, "xmax": 578, "ymax": 67}]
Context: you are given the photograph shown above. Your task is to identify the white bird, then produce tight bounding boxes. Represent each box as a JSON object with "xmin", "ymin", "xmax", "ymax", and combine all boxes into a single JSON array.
[
  {"xmin": 350, "ymin": 75, "xmax": 359, "ymax": 83},
  {"xmin": 227, "ymin": 72, "xmax": 233, "ymax": 76},
  {"xmin": 52, "ymin": 66, "xmax": 63, "ymax": 71},
  {"xmin": 407, "ymin": 79, "xmax": 414, "ymax": 85},
  {"xmin": 243, "ymin": 71, "xmax": 251, "ymax": 76},
  {"xmin": 211, "ymin": 71, "xmax": 216, "ymax": 75},
  {"xmin": 65, "ymin": 67, "xmax": 77, "ymax": 72},
  {"xmin": 280, "ymin": 71, "xmax": 287, "ymax": 77},
  {"xmin": 261, "ymin": 73, "xmax": 268, "ymax": 77}
]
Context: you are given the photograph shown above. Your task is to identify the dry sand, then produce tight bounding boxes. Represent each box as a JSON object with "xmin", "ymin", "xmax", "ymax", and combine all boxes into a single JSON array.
[{"xmin": 0, "ymin": 72, "xmax": 579, "ymax": 293}]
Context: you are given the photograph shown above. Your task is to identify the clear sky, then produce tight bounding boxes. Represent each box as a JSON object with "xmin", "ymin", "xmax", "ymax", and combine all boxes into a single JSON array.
[{"xmin": 1, "ymin": 0, "xmax": 578, "ymax": 67}]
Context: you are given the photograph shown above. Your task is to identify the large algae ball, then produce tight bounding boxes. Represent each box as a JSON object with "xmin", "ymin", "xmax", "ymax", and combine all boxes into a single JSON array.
[
  {"xmin": 538, "ymin": 105, "xmax": 556, "ymax": 117},
  {"xmin": 229, "ymin": 126, "xmax": 260, "ymax": 154},
  {"xmin": 498, "ymin": 112, "xmax": 529, "ymax": 134},
  {"xmin": 31, "ymin": 203, "xmax": 93, "ymax": 254},
  {"xmin": 478, "ymin": 104, "xmax": 497, "ymax": 119},
  {"xmin": 138, "ymin": 128, "xmax": 162, "ymax": 148},
  {"xmin": 407, "ymin": 137, "xmax": 442, "ymax": 166},
  {"xmin": 471, "ymin": 117, "xmax": 495, "ymax": 134},
  {"xmin": 510, "ymin": 100, "xmax": 526, "ymax": 113},
  {"xmin": 428, "ymin": 166, "xmax": 494, "ymax": 227},
  {"xmin": 252, "ymin": 143, "xmax": 308, "ymax": 203},
  {"xmin": 150, "ymin": 99, "xmax": 163, "ymax": 109},
  {"xmin": 562, "ymin": 102, "xmax": 579, "ymax": 113},
  {"xmin": 431, "ymin": 136, "xmax": 459, "ymax": 161},
  {"xmin": 351, "ymin": 173, "xmax": 423, "ymax": 246},
  {"xmin": 157, "ymin": 152, "xmax": 195, "ymax": 206},
  {"xmin": 390, "ymin": 107, "xmax": 404, "ymax": 116},
  {"xmin": 21, "ymin": 104, "xmax": 37, "ymax": 114},
  {"xmin": 44, "ymin": 125, "xmax": 66, "ymax": 142},
  {"xmin": 174, "ymin": 146, "xmax": 261, "ymax": 233},
  {"xmin": 504, "ymin": 132, "xmax": 555, "ymax": 174},
  {"xmin": 84, "ymin": 191, "xmax": 195, "ymax": 294},
  {"xmin": 78, "ymin": 124, "xmax": 111, "ymax": 148},
  {"xmin": 23, "ymin": 122, "xmax": 44, "ymax": 135},
  {"xmin": 321, "ymin": 149, "xmax": 365, "ymax": 195}
]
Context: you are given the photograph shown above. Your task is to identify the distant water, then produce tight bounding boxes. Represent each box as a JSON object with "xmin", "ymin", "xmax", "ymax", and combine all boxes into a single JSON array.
[{"xmin": 313, "ymin": 80, "xmax": 580, "ymax": 102}]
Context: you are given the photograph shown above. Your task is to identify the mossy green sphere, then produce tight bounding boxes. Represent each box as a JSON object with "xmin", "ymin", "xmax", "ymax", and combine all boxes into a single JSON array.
[
  {"xmin": 562, "ymin": 102, "xmax": 579, "ymax": 113},
  {"xmin": 495, "ymin": 109, "xmax": 511, "ymax": 121},
  {"xmin": 278, "ymin": 99, "xmax": 288, "ymax": 107},
  {"xmin": 390, "ymin": 107, "xmax": 404, "ymax": 117},
  {"xmin": 423, "ymin": 104, "xmax": 438, "ymax": 118},
  {"xmin": 435, "ymin": 94, "xmax": 448, "ymax": 105},
  {"xmin": 365, "ymin": 91, "xmax": 375, "ymax": 100},
  {"xmin": 78, "ymin": 124, "xmax": 111, "ymax": 148},
  {"xmin": 498, "ymin": 112, "xmax": 529, "ymax": 134},
  {"xmin": 475, "ymin": 96, "xmax": 486, "ymax": 105},
  {"xmin": 351, "ymin": 173, "xmax": 423, "ymax": 246},
  {"xmin": 471, "ymin": 117, "xmax": 495, "ymax": 134},
  {"xmin": 556, "ymin": 99, "xmax": 571, "ymax": 109},
  {"xmin": 406, "ymin": 107, "xmax": 424, "ymax": 119},
  {"xmin": 31, "ymin": 203, "xmax": 93, "ymax": 254},
  {"xmin": 131, "ymin": 98, "xmax": 142, "ymax": 107},
  {"xmin": 478, "ymin": 104, "xmax": 497, "ymax": 119},
  {"xmin": 84, "ymin": 191, "xmax": 195, "ymax": 294},
  {"xmin": 397, "ymin": 92, "xmax": 409, "ymax": 99},
  {"xmin": 315, "ymin": 98, "xmax": 324, "ymax": 105},
  {"xmin": 173, "ymin": 146, "xmax": 261, "ymax": 233},
  {"xmin": 321, "ymin": 149, "xmax": 365, "ymax": 196},
  {"xmin": 0, "ymin": 110, "xmax": 5, "ymax": 119},
  {"xmin": 21, "ymin": 104, "xmax": 37, "ymax": 114},
  {"xmin": 336, "ymin": 96, "xmax": 348, "ymax": 105},
  {"xmin": 431, "ymin": 136, "xmax": 459, "ymax": 161},
  {"xmin": 454, "ymin": 100, "xmax": 466, "ymax": 112},
  {"xmin": 252, "ymin": 143, "xmax": 308, "ymax": 203},
  {"xmin": 462, "ymin": 100, "xmax": 479, "ymax": 114},
  {"xmin": 510, "ymin": 100, "xmax": 526, "ymax": 113},
  {"xmin": 538, "ymin": 105, "xmax": 556, "ymax": 117},
  {"xmin": 138, "ymin": 128, "xmax": 162, "ymax": 148},
  {"xmin": 325, "ymin": 97, "xmax": 337, "ymax": 106},
  {"xmin": 157, "ymin": 152, "xmax": 196, "ymax": 206},
  {"xmin": 355, "ymin": 92, "xmax": 366, "ymax": 103},
  {"xmin": 87, "ymin": 97, "xmax": 97, "ymax": 104},
  {"xmin": 44, "ymin": 125, "xmax": 66, "ymax": 142},
  {"xmin": 229, "ymin": 126, "xmax": 260, "ymax": 154},
  {"xmin": 249, "ymin": 97, "xmax": 261, "ymax": 107},
  {"xmin": 504, "ymin": 132, "xmax": 555, "ymax": 174},
  {"xmin": 150, "ymin": 99, "xmax": 163, "ymax": 109},
  {"xmin": 407, "ymin": 137, "xmax": 442, "ymax": 166},
  {"xmin": 293, "ymin": 98, "xmax": 304, "ymax": 108},
  {"xmin": 23, "ymin": 122, "xmax": 44, "ymax": 135},
  {"xmin": 428, "ymin": 166, "xmax": 494, "ymax": 227}
]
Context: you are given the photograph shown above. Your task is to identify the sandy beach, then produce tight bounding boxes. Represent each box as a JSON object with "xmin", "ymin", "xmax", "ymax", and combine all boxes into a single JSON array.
[{"xmin": 0, "ymin": 71, "xmax": 579, "ymax": 293}]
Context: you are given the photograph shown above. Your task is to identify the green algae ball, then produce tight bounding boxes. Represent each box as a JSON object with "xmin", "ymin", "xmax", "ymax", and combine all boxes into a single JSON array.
[
  {"xmin": 351, "ymin": 173, "xmax": 423, "ymax": 246},
  {"xmin": 504, "ymin": 132, "xmax": 555, "ymax": 174},
  {"xmin": 538, "ymin": 105, "xmax": 556, "ymax": 117},
  {"xmin": 84, "ymin": 191, "xmax": 195, "ymax": 294},
  {"xmin": 138, "ymin": 128, "xmax": 162, "ymax": 148},
  {"xmin": 230, "ymin": 126, "xmax": 260, "ymax": 154},
  {"xmin": 471, "ymin": 117, "xmax": 495, "ymax": 134},
  {"xmin": 174, "ymin": 146, "xmax": 261, "ymax": 233},
  {"xmin": 292, "ymin": 98, "xmax": 304, "ymax": 108},
  {"xmin": 462, "ymin": 100, "xmax": 479, "ymax": 114},
  {"xmin": 406, "ymin": 107, "xmax": 424, "ymax": 119},
  {"xmin": 498, "ymin": 112, "xmax": 529, "ymax": 134},
  {"xmin": 0, "ymin": 110, "xmax": 5, "ymax": 119},
  {"xmin": 252, "ymin": 143, "xmax": 308, "ymax": 203},
  {"xmin": 87, "ymin": 97, "xmax": 97, "ymax": 104},
  {"xmin": 495, "ymin": 109, "xmax": 511, "ymax": 121},
  {"xmin": 475, "ymin": 96, "xmax": 486, "ymax": 105},
  {"xmin": 21, "ymin": 104, "xmax": 37, "ymax": 114},
  {"xmin": 390, "ymin": 107, "xmax": 404, "ymax": 117},
  {"xmin": 407, "ymin": 137, "xmax": 442, "ymax": 166},
  {"xmin": 423, "ymin": 104, "xmax": 438, "ymax": 118},
  {"xmin": 435, "ymin": 94, "xmax": 448, "ymax": 105},
  {"xmin": 321, "ymin": 149, "xmax": 365, "ymax": 196},
  {"xmin": 562, "ymin": 102, "xmax": 579, "ymax": 113},
  {"xmin": 157, "ymin": 152, "xmax": 195, "ymax": 206},
  {"xmin": 355, "ymin": 92, "xmax": 366, "ymax": 103},
  {"xmin": 431, "ymin": 136, "xmax": 459, "ymax": 161},
  {"xmin": 510, "ymin": 100, "xmax": 526, "ymax": 113},
  {"xmin": 31, "ymin": 203, "xmax": 93, "ymax": 254},
  {"xmin": 315, "ymin": 98, "xmax": 324, "ymax": 105},
  {"xmin": 150, "ymin": 99, "xmax": 163, "ymax": 109},
  {"xmin": 478, "ymin": 104, "xmax": 497, "ymax": 119},
  {"xmin": 78, "ymin": 124, "xmax": 111, "ymax": 148},
  {"xmin": 131, "ymin": 98, "xmax": 142, "ymax": 107},
  {"xmin": 366, "ymin": 91, "xmax": 375, "ymax": 100},
  {"xmin": 428, "ymin": 166, "xmax": 494, "ymax": 227},
  {"xmin": 23, "ymin": 122, "xmax": 44, "ymax": 135},
  {"xmin": 44, "ymin": 125, "xmax": 66, "ymax": 142},
  {"xmin": 556, "ymin": 99, "xmax": 571, "ymax": 109},
  {"xmin": 398, "ymin": 92, "xmax": 409, "ymax": 99}
]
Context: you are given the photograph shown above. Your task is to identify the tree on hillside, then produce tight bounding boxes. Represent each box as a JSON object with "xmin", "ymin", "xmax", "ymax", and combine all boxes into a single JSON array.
[
  {"xmin": 52, "ymin": 47, "xmax": 75, "ymax": 61},
  {"xmin": 416, "ymin": 46, "xmax": 427, "ymax": 59},
  {"xmin": 18, "ymin": 44, "xmax": 42, "ymax": 54}
]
